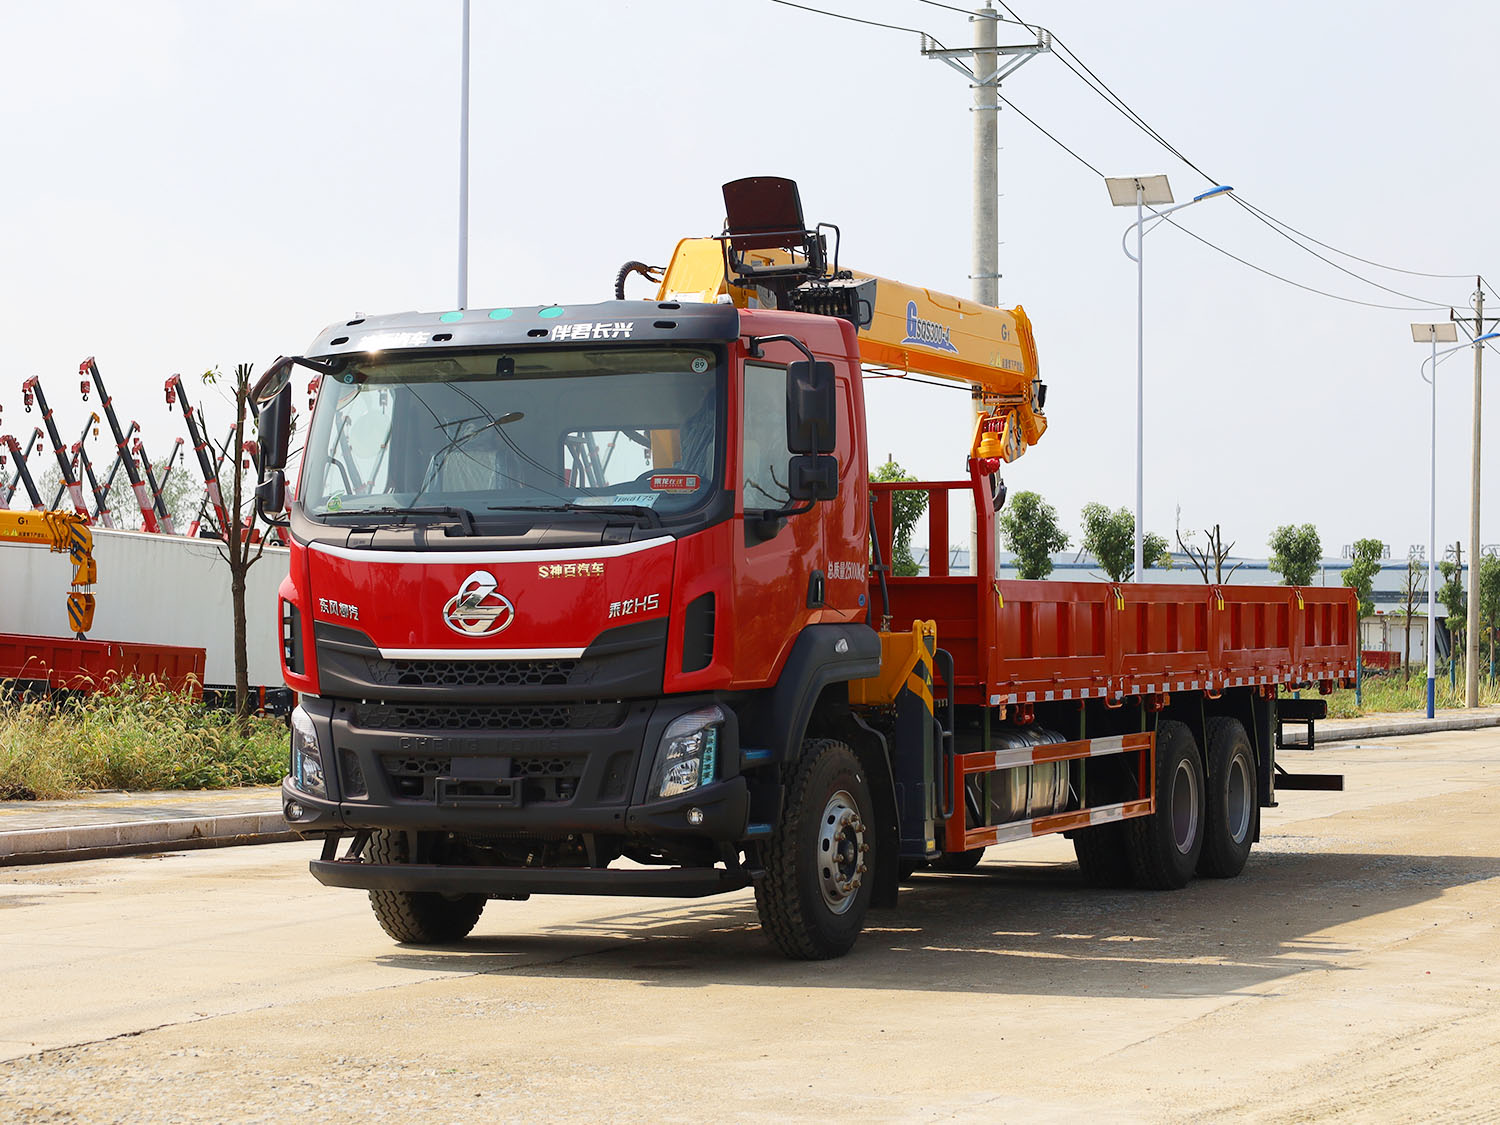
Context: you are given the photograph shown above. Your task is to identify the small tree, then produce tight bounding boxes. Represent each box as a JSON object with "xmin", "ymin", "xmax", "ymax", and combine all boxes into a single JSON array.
[
  {"xmin": 201, "ymin": 362, "xmax": 277, "ymax": 726},
  {"xmin": 1268, "ymin": 523, "xmax": 1322, "ymax": 586},
  {"xmin": 1178, "ymin": 522, "xmax": 1243, "ymax": 585},
  {"xmin": 1480, "ymin": 553, "xmax": 1500, "ymax": 676},
  {"xmin": 999, "ymin": 490, "xmax": 1069, "ymax": 579},
  {"xmin": 1341, "ymin": 537, "xmax": 1384, "ymax": 621},
  {"xmin": 871, "ymin": 459, "xmax": 928, "ymax": 577},
  {"xmin": 1438, "ymin": 554, "xmax": 1467, "ymax": 674},
  {"xmin": 1399, "ymin": 558, "xmax": 1426, "ymax": 683},
  {"xmin": 1080, "ymin": 502, "xmax": 1167, "ymax": 583}
]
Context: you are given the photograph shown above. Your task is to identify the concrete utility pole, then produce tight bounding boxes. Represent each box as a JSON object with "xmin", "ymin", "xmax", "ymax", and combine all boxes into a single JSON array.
[
  {"xmin": 1450, "ymin": 281, "xmax": 1495, "ymax": 707},
  {"xmin": 921, "ymin": 5, "xmax": 1050, "ymax": 307},
  {"xmin": 457, "ymin": 0, "xmax": 471, "ymax": 310}
]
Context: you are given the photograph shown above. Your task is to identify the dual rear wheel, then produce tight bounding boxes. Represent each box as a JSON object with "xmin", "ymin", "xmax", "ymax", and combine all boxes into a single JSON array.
[{"xmin": 1072, "ymin": 717, "xmax": 1256, "ymax": 889}]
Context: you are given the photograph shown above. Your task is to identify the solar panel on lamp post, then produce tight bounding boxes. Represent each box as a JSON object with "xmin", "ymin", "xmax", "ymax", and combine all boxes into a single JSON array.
[{"xmin": 1107, "ymin": 177, "xmax": 1233, "ymax": 581}]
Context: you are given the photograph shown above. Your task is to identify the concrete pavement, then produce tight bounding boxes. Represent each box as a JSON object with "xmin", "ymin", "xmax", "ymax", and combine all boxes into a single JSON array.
[{"xmin": 2, "ymin": 707, "xmax": 1496, "ymax": 866}]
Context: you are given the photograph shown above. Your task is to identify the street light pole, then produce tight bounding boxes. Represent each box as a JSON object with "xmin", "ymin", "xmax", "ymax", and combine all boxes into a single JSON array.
[
  {"xmin": 1415, "ymin": 323, "xmax": 1500, "ymax": 717},
  {"xmin": 1107, "ymin": 178, "xmax": 1234, "ymax": 580},
  {"xmin": 457, "ymin": 0, "xmax": 471, "ymax": 310}
]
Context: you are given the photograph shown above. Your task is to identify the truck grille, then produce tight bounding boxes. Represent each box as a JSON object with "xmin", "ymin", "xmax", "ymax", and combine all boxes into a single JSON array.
[
  {"xmin": 383, "ymin": 754, "xmax": 584, "ymax": 802},
  {"xmin": 353, "ymin": 702, "xmax": 626, "ymax": 732},
  {"xmin": 363, "ymin": 657, "xmax": 577, "ymax": 688}
]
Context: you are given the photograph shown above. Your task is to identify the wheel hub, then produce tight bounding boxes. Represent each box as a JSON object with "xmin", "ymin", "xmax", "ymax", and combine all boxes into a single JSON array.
[{"xmin": 817, "ymin": 789, "xmax": 868, "ymax": 915}]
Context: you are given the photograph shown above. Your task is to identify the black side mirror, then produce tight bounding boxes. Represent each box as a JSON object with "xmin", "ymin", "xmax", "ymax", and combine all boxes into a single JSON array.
[
  {"xmin": 786, "ymin": 360, "xmax": 836, "ymax": 454},
  {"xmin": 788, "ymin": 454, "xmax": 838, "ymax": 502},
  {"xmin": 256, "ymin": 470, "xmax": 285, "ymax": 513},
  {"xmin": 258, "ymin": 383, "xmax": 293, "ymax": 472}
]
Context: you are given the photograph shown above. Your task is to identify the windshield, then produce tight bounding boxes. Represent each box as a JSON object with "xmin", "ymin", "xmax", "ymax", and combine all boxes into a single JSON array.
[{"xmin": 298, "ymin": 346, "xmax": 722, "ymax": 522}]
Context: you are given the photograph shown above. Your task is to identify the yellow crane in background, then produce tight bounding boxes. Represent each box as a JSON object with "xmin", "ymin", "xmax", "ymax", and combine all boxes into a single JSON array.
[{"xmin": 0, "ymin": 510, "xmax": 97, "ymax": 636}]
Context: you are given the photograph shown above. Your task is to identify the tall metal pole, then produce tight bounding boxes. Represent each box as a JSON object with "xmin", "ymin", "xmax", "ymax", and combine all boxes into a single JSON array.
[
  {"xmin": 1429, "ymin": 331, "xmax": 1438, "ymax": 718},
  {"xmin": 457, "ymin": 0, "xmax": 471, "ymax": 310},
  {"xmin": 1134, "ymin": 187, "xmax": 1145, "ymax": 583},
  {"xmin": 972, "ymin": 6, "xmax": 998, "ymax": 308},
  {"xmin": 1467, "ymin": 282, "xmax": 1483, "ymax": 707}
]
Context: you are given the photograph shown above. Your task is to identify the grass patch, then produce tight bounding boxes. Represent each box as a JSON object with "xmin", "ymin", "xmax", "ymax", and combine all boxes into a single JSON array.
[
  {"xmin": 1304, "ymin": 665, "xmax": 1500, "ymax": 719},
  {"xmin": 0, "ymin": 679, "xmax": 287, "ymax": 800}
]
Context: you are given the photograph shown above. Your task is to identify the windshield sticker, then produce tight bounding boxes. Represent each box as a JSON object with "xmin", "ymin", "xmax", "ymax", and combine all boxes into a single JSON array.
[
  {"xmin": 549, "ymin": 321, "xmax": 635, "ymax": 342},
  {"xmin": 649, "ymin": 473, "xmax": 701, "ymax": 493}
]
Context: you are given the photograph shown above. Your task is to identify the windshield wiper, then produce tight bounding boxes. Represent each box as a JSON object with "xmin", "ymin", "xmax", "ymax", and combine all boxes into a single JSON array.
[
  {"xmin": 487, "ymin": 502, "xmax": 662, "ymax": 527},
  {"xmin": 320, "ymin": 505, "xmax": 477, "ymax": 534}
]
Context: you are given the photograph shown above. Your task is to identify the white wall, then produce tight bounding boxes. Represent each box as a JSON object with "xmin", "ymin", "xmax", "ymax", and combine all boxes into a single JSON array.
[{"xmin": 0, "ymin": 528, "xmax": 287, "ymax": 687}]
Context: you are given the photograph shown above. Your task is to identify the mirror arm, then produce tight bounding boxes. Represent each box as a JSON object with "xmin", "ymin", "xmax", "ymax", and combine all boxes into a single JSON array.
[{"xmin": 745, "ymin": 334, "xmax": 815, "ymax": 364}]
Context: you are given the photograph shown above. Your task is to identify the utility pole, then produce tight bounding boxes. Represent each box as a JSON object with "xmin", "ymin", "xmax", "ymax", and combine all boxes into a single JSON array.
[
  {"xmin": 1451, "ymin": 281, "xmax": 1495, "ymax": 707},
  {"xmin": 457, "ymin": 0, "xmax": 471, "ymax": 310},
  {"xmin": 921, "ymin": 6, "xmax": 1050, "ymax": 307}
]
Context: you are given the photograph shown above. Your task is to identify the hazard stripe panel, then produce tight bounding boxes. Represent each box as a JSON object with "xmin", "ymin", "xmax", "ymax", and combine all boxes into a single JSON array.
[
  {"xmin": 958, "ymin": 731, "xmax": 1153, "ymax": 775},
  {"xmin": 963, "ymin": 798, "xmax": 1154, "ymax": 850}
]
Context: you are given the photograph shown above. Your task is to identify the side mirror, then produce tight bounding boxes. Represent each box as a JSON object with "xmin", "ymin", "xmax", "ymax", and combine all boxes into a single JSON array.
[
  {"xmin": 252, "ymin": 356, "xmax": 298, "ymax": 405},
  {"xmin": 258, "ymin": 383, "xmax": 293, "ymax": 472},
  {"xmin": 787, "ymin": 454, "xmax": 838, "ymax": 502},
  {"xmin": 786, "ymin": 360, "xmax": 836, "ymax": 455}
]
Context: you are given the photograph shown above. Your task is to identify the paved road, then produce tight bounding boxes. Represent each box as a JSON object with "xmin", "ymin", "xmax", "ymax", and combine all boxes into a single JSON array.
[{"xmin": 1, "ymin": 729, "xmax": 1497, "ymax": 1122}]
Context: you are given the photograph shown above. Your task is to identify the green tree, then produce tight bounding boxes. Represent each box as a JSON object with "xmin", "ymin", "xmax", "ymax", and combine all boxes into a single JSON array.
[
  {"xmin": 1399, "ymin": 557, "xmax": 1426, "ymax": 683},
  {"xmin": 1480, "ymin": 554, "xmax": 1500, "ymax": 672},
  {"xmin": 871, "ymin": 459, "xmax": 928, "ymax": 577},
  {"xmin": 1080, "ymin": 502, "xmax": 1167, "ymax": 583},
  {"xmin": 1438, "ymin": 555, "xmax": 1467, "ymax": 666},
  {"xmin": 1268, "ymin": 523, "xmax": 1323, "ymax": 587},
  {"xmin": 37, "ymin": 455, "xmax": 198, "ymax": 531},
  {"xmin": 999, "ymin": 490, "xmax": 1069, "ymax": 579},
  {"xmin": 1341, "ymin": 538, "xmax": 1385, "ymax": 621}
]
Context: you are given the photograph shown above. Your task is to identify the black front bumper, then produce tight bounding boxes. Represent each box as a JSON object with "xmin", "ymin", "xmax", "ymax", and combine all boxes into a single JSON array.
[{"xmin": 309, "ymin": 857, "xmax": 750, "ymax": 898}]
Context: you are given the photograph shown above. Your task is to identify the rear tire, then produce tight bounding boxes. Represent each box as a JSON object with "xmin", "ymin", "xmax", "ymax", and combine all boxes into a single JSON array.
[
  {"xmin": 1125, "ymin": 720, "xmax": 1205, "ymax": 890},
  {"xmin": 1197, "ymin": 717, "xmax": 1256, "ymax": 878},
  {"xmin": 931, "ymin": 847, "xmax": 986, "ymax": 873},
  {"xmin": 1072, "ymin": 821, "xmax": 1133, "ymax": 887},
  {"xmin": 755, "ymin": 739, "xmax": 875, "ymax": 960},
  {"xmin": 364, "ymin": 830, "xmax": 486, "ymax": 944}
]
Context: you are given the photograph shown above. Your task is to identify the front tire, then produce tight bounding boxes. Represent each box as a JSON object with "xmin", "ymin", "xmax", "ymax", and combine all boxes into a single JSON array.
[
  {"xmin": 1197, "ymin": 717, "xmax": 1256, "ymax": 878},
  {"xmin": 931, "ymin": 847, "xmax": 986, "ymax": 873},
  {"xmin": 364, "ymin": 830, "xmax": 486, "ymax": 944},
  {"xmin": 1125, "ymin": 720, "xmax": 1205, "ymax": 890},
  {"xmin": 755, "ymin": 739, "xmax": 875, "ymax": 960}
]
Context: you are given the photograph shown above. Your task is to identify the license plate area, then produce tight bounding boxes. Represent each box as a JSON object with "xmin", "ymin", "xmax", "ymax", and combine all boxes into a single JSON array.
[{"xmin": 435, "ymin": 757, "xmax": 521, "ymax": 807}]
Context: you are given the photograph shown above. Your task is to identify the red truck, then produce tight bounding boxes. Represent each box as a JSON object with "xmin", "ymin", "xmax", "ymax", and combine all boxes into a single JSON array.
[{"xmin": 253, "ymin": 178, "xmax": 1355, "ymax": 959}]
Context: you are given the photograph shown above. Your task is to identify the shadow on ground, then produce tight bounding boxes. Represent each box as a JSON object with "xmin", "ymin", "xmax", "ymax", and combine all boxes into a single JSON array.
[{"xmin": 375, "ymin": 847, "xmax": 1497, "ymax": 998}]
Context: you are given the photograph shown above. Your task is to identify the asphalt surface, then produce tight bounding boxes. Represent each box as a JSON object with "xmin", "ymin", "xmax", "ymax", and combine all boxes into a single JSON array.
[
  {"xmin": 0, "ymin": 707, "xmax": 1496, "ymax": 866},
  {"xmin": 1, "ymin": 726, "xmax": 1497, "ymax": 1122}
]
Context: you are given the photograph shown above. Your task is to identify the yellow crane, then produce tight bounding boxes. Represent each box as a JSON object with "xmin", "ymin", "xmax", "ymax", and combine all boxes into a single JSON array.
[{"xmin": 0, "ymin": 510, "xmax": 97, "ymax": 636}]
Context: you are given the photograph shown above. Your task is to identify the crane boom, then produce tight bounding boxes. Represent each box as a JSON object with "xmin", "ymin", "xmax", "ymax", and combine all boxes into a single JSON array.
[
  {"xmin": 655, "ymin": 236, "xmax": 1047, "ymax": 463},
  {"xmin": 0, "ymin": 509, "xmax": 97, "ymax": 635}
]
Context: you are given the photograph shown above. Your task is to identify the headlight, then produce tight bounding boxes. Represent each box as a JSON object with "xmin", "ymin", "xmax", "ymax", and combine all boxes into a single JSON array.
[
  {"xmin": 651, "ymin": 705, "xmax": 724, "ymax": 799},
  {"xmin": 289, "ymin": 706, "xmax": 327, "ymax": 798}
]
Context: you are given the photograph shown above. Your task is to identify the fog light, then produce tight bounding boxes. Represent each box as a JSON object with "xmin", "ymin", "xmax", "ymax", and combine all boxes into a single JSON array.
[
  {"xmin": 285, "ymin": 801, "xmax": 305, "ymax": 822},
  {"xmin": 686, "ymin": 807, "xmax": 705, "ymax": 826}
]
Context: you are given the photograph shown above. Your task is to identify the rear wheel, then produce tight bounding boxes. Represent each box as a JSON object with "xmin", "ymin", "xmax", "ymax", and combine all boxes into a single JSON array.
[
  {"xmin": 755, "ymin": 739, "xmax": 875, "ymax": 960},
  {"xmin": 364, "ymin": 830, "xmax": 486, "ymax": 944},
  {"xmin": 1197, "ymin": 717, "xmax": 1257, "ymax": 878},
  {"xmin": 931, "ymin": 847, "xmax": 986, "ymax": 873},
  {"xmin": 1125, "ymin": 720, "xmax": 1205, "ymax": 889},
  {"xmin": 1071, "ymin": 821, "xmax": 1133, "ymax": 887}
]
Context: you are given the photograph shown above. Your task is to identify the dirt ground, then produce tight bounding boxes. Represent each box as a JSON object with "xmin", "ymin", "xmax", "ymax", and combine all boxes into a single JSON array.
[{"xmin": 0, "ymin": 728, "xmax": 1496, "ymax": 1123}]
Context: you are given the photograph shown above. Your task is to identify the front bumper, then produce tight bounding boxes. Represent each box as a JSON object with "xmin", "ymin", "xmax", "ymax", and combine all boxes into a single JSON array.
[{"xmin": 281, "ymin": 692, "xmax": 755, "ymax": 843}]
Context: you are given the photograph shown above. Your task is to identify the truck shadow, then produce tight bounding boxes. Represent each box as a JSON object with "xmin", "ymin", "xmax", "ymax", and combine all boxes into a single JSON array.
[{"xmin": 375, "ymin": 848, "xmax": 1497, "ymax": 998}]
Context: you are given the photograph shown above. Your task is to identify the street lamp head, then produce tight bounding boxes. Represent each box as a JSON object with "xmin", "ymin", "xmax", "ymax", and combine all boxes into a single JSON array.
[
  {"xmin": 1191, "ymin": 184, "xmax": 1234, "ymax": 202},
  {"xmin": 1411, "ymin": 322, "xmax": 1458, "ymax": 344},
  {"xmin": 1106, "ymin": 175, "xmax": 1172, "ymax": 207}
]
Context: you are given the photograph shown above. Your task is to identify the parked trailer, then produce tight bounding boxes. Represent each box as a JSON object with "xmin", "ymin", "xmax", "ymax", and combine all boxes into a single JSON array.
[
  {"xmin": 0, "ymin": 631, "xmax": 203, "ymax": 694},
  {"xmin": 261, "ymin": 177, "xmax": 1356, "ymax": 959}
]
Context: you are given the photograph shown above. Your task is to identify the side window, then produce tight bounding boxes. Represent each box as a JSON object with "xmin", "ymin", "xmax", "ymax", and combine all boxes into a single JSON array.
[{"xmin": 742, "ymin": 363, "xmax": 790, "ymax": 507}]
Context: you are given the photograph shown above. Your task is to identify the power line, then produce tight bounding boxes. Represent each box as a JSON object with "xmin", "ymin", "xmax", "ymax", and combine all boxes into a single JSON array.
[
  {"xmin": 768, "ymin": 0, "xmax": 946, "ymax": 44},
  {"xmin": 1236, "ymin": 200, "xmax": 1478, "ymax": 281},
  {"xmin": 996, "ymin": 92, "xmax": 1103, "ymax": 177}
]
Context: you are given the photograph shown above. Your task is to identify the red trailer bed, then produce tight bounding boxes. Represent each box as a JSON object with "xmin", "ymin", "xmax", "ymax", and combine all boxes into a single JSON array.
[{"xmin": 0, "ymin": 632, "xmax": 205, "ymax": 695}]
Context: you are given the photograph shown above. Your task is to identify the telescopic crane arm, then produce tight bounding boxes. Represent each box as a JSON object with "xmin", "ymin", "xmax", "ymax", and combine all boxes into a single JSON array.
[
  {"xmin": 21, "ymin": 376, "xmax": 91, "ymax": 519},
  {"xmin": 83, "ymin": 358, "xmax": 162, "ymax": 533},
  {"xmin": 132, "ymin": 434, "xmax": 177, "ymax": 535},
  {"xmin": 2, "ymin": 428, "xmax": 45, "ymax": 510},
  {"xmin": 0, "ymin": 509, "xmax": 97, "ymax": 636},
  {"xmin": 165, "ymin": 374, "xmax": 231, "ymax": 536}
]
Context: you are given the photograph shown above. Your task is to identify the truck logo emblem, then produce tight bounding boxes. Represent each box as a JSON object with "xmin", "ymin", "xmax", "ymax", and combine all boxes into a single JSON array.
[
  {"xmin": 901, "ymin": 301, "xmax": 959, "ymax": 354},
  {"xmin": 442, "ymin": 569, "xmax": 514, "ymax": 636}
]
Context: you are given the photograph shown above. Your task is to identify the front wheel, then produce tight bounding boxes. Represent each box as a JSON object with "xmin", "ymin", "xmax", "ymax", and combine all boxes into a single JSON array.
[
  {"xmin": 364, "ymin": 830, "xmax": 487, "ymax": 944},
  {"xmin": 755, "ymin": 739, "xmax": 875, "ymax": 960}
]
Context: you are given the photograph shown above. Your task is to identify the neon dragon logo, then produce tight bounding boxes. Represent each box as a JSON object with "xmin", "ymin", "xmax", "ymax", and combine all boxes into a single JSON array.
[
  {"xmin": 900, "ymin": 301, "xmax": 959, "ymax": 354},
  {"xmin": 442, "ymin": 570, "xmax": 515, "ymax": 637}
]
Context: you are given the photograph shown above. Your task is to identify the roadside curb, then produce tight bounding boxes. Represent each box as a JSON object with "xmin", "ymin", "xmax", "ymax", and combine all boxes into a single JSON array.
[
  {"xmin": 1282, "ymin": 712, "xmax": 1500, "ymax": 747},
  {"xmin": 0, "ymin": 812, "xmax": 296, "ymax": 867}
]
